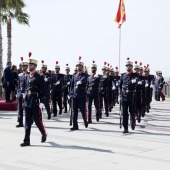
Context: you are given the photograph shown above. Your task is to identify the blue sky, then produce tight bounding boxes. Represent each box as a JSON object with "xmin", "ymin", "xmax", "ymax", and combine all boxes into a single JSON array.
[{"xmin": 2, "ymin": 0, "xmax": 170, "ymax": 77}]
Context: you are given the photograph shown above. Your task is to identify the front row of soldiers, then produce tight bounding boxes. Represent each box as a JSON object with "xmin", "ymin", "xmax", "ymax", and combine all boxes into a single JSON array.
[{"xmin": 17, "ymin": 54, "xmax": 155, "ymax": 146}]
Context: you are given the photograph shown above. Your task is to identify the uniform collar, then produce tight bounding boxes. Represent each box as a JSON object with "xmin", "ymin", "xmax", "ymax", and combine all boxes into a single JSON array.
[
  {"xmin": 126, "ymin": 71, "xmax": 133, "ymax": 75},
  {"xmin": 30, "ymin": 71, "xmax": 37, "ymax": 77}
]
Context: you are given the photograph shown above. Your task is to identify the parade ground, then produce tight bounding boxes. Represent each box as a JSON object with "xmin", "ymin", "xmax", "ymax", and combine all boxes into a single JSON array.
[{"xmin": 0, "ymin": 99, "xmax": 170, "ymax": 170}]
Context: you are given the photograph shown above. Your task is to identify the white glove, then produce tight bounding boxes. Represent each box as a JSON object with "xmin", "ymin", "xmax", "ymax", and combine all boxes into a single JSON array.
[
  {"xmin": 112, "ymin": 86, "xmax": 116, "ymax": 90},
  {"xmin": 150, "ymin": 85, "xmax": 154, "ymax": 88},
  {"xmin": 67, "ymin": 82, "xmax": 70, "ymax": 85},
  {"xmin": 145, "ymin": 84, "xmax": 149, "ymax": 87},
  {"xmin": 44, "ymin": 77, "xmax": 48, "ymax": 82},
  {"xmin": 55, "ymin": 81, "xmax": 60, "ymax": 85},
  {"xmin": 138, "ymin": 81, "xmax": 142, "ymax": 85},
  {"xmin": 116, "ymin": 83, "xmax": 119, "ymax": 86},
  {"xmin": 131, "ymin": 79, "xmax": 136, "ymax": 84},
  {"xmin": 22, "ymin": 93, "xmax": 26, "ymax": 99},
  {"xmin": 76, "ymin": 81, "xmax": 82, "ymax": 85}
]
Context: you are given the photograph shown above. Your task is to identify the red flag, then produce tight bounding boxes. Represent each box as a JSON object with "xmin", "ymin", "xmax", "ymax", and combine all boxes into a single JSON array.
[{"xmin": 114, "ymin": 0, "xmax": 126, "ymax": 28}]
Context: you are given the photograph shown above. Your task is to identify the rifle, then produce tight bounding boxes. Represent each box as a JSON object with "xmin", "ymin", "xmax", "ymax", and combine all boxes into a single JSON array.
[
  {"xmin": 119, "ymin": 99, "xmax": 122, "ymax": 128},
  {"xmin": 69, "ymin": 97, "xmax": 72, "ymax": 126}
]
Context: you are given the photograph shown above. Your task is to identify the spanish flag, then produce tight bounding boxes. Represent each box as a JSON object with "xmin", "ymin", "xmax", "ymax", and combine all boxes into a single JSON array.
[{"xmin": 114, "ymin": 0, "xmax": 126, "ymax": 28}]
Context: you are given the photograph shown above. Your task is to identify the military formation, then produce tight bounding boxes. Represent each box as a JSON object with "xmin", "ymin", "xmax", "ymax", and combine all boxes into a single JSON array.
[{"xmin": 1, "ymin": 53, "xmax": 166, "ymax": 147}]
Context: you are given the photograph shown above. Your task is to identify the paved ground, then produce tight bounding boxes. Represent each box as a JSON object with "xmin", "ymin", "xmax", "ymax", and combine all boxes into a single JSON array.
[{"xmin": 0, "ymin": 99, "xmax": 170, "ymax": 170}]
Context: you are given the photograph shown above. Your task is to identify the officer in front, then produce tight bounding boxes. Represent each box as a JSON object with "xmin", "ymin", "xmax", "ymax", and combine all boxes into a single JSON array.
[
  {"xmin": 20, "ymin": 55, "xmax": 47, "ymax": 147},
  {"xmin": 120, "ymin": 58, "xmax": 139, "ymax": 133},
  {"xmin": 70, "ymin": 56, "xmax": 88, "ymax": 130}
]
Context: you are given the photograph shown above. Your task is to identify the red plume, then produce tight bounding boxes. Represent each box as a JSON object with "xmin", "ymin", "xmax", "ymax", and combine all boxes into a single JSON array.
[
  {"xmin": 147, "ymin": 64, "xmax": 149, "ymax": 67},
  {"xmin": 28, "ymin": 52, "xmax": 32, "ymax": 57},
  {"xmin": 135, "ymin": 61, "xmax": 137, "ymax": 64},
  {"xmin": 140, "ymin": 62, "xmax": 142, "ymax": 66},
  {"xmin": 66, "ymin": 64, "xmax": 68, "ymax": 66},
  {"xmin": 92, "ymin": 60, "xmax": 95, "ymax": 63},
  {"xmin": 144, "ymin": 66, "xmax": 146, "ymax": 68},
  {"xmin": 116, "ymin": 67, "xmax": 118, "ymax": 69},
  {"xmin": 20, "ymin": 57, "xmax": 23, "ymax": 61},
  {"xmin": 41, "ymin": 60, "xmax": 44, "ymax": 64},
  {"xmin": 79, "ymin": 56, "xmax": 82, "ymax": 60},
  {"xmin": 127, "ymin": 57, "xmax": 130, "ymax": 60},
  {"xmin": 104, "ymin": 62, "xmax": 107, "ymax": 65},
  {"xmin": 56, "ymin": 61, "xmax": 58, "ymax": 64},
  {"xmin": 107, "ymin": 63, "xmax": 110, "ymax": 67}
]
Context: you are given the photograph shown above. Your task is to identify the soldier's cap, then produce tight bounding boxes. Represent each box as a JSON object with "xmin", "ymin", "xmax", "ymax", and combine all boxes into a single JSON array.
[
  {"xmin": 134, "ymin": 61, "xmax": 140, "ymax": 69},
  {"xmin": 41, "ymin": 60, "xmax": 47, "ymax": 68},
  {"xmin": 125, "ymin": 57, "xmax": 133, "ymax": 66},
  {"xmin": 139, "ymin": 62, "xmax": 143, "ymax": 70},
  {"xmin": 27, "ymin": 52, "xmax": 38, "ymax": 66},
  {"xmin": 55, "ymin": 61, "xmax": 60, "ymax": 68},
  {"xmin": 91, "ymin": 60, "xmax": 97, "ymax": 68},
  {"xmin": 143, "ymin": 64, "xmax": 149, "ymax": 72},
  {"xmin": 76, "ymin": 56, "xmax": 84, "ymax": 66},
  {"xmin": 20, "ymin": 57, "xmax": 28, "ymax": 66},
  {"xmin": 106, "ymin": 63, "xmax": 110, "ymax": 71},
  {"xmin": 115, "ymin": 67, "xmax": 119, "ymax": 73},
  {"xmin": 65, "ymin": 64, "xmax": 70, "ymax": 70},
  {"xmin": 102, "ymin": 61, "xmax": 107, "ymax": 70}
]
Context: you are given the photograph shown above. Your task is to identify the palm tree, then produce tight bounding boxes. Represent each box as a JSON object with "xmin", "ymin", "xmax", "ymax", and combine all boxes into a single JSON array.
[{"xmin": 2, "ymin": 0, "xmax": 29, "ymax": 62}]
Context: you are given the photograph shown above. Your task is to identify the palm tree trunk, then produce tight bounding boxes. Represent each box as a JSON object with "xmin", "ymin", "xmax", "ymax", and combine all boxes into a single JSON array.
[
  {"xmin": 7, "ymin": 19, "xmax": 12, "ymax": 62},
  {"xmin": 0, "ymin": 9, "xmax": 3, "ymax": 81}
]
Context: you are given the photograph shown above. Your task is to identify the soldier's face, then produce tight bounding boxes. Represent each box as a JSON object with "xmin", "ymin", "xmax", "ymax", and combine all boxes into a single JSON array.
[
  {"xmin": 126, "ymin": 65, "xmax": 133, "ymax": 72},
  {"xmin": 139, "ymin": 69, "xmax": 143, "ymax": 74},
  {"xmin": 65, "ymin": 69, "xmax": 70, "ymax": 74},
  {"xmin": 110, "ymin": 71, "xmax": 115, "ymax": 76},
  {"xmin": 29, "ymin": 63, "xmax": 37, "ymax": 72},
  {"xmin": 55, "ymin": 68, "xmax": 60, "ymax": 73},
  {"xmin": 41, "ymin": 67, "xmax": 47, "ymax": 73},
  {"xmin": 91, "ymin": 67, "xmax": 96, "ymax": 73},
  {"xmin": 102, "ymin": 69, "xmax": 106, "ymax": 74},
  {"xmin": 134, "ymin": 68, "xmax": 139, "ymax": 73},
  {"xmin": 22, "ymin": 65, "xmax": 28, "ymax": 71},
  {"xmin": 115, "ymin": 72, "xmax": 119, "ymax": 76},
  {"xmin": 77, "ymin": 65, "xmax": 83, "ymax": 72},
  {"xmin": 144, "ymin": 71, "xmax": 148, "ymax": 76}
]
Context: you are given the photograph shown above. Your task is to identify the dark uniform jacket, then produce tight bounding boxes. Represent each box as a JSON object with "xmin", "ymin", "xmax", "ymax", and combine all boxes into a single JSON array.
[
  {"xmin": 24, "ymin": 72, "xmax": 47, "ymax": 108},
  {"xmin": 70, "ymin": 73, "xmax": 88, "ymax": 98},
  {"xmin": 86, "ymin": 74, "xmax": 100, "ymax": 96},
  {"xmin": 3, "ymin": 67, "xmax": 14, "ymax": 87},
  {"xmin": 63, "ymin": 74, "xmax": 72, "ymax": 93},
  {"xmin": 51, "ymin": 73, "xmax": 64, "ymax": 93},
  {"xmin": 99, "ymin": 75, "xmax": 110, "ymax": 94},
  {"xmin": 120, "ymin": 72, "xmax": 139, "ymax": 101}
]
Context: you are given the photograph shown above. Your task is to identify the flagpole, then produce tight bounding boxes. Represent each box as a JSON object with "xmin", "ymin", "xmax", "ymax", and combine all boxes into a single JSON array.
[{"xmin": 119, "ymin": 27, "xmax": 121, "ymax": 73}]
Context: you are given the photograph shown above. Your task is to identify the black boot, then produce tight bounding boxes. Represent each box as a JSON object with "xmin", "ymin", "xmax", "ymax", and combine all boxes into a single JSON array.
[
  {"xmin": 123, "ymin": 129, "xmax": 129, "ymax": 133},
  {"xmin": 20, "ymin": 141, "xmax": 30, "ymax": 147},
  {"xmin": 16, "ymin": 123, "xmax": 24, "ymax": 128},
  {"xmin": 70, "ymin": 126, "xmax": 79, "ymax": 131},
  {"xmin": 48, "ymin": 114, "xmax": 51, "ymax": 120},
  {"xmin": 41, "ymin": 134, "xmax": 47, "ymax": 142},
  {"xmin": 53, "ymin": 113, "xmax": 57, "ymax": 117},
  {"xmin": 59, "ymin": 109, "xmax": 62, "ymax": 115},
  {"xmin": 84, "ymin": 121, "xmax": 88, "ymax": 128}
]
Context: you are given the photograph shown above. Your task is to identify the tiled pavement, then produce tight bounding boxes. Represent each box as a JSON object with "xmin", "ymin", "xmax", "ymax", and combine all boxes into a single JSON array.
[{"xmin": 0, "ymin": 99, "xmax": 170, "ymax": 170}]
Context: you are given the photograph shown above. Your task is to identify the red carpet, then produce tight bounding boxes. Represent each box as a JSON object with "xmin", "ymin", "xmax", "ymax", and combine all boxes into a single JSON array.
[{"xmin": 0, "ymin": 100, "xmax": 18, "ymax": 111}]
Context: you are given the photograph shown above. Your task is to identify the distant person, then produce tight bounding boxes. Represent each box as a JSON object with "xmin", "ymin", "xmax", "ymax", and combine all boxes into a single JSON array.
[
  {"xmin": 3, "ymin": 62, "xmax": 14, "ymax": 103},
  {"xmin": 11, "ymin": 65, "xmax": 18, "ymax": 101}
]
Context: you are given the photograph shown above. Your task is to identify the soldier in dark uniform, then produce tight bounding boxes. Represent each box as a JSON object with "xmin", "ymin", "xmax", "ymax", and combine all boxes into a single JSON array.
[
  {"xmin": 20, "ymin": 54, "xmax": 47, "ymax": 147},
  {"xmin": 73, "ymin": 67, "xmax": 77, "ymax": 75},
  {"xmin": 40, "ymin": 60, "xmax": 51, "ymax": 119},
  {"xmin": 113, "ymin": 67, "xmax": 120, "ymax": 105},
  {"xmin": 110, "ymin": 67, "xmax": 116, "ymax": 109},
  {"xmin": 63, "ymin": 64, "xmax": 72, "ymax": 113},
  {"xmin": 143, "ymin": 65, "xmax": 154, "ymax": 113},
  {"xmin": 86, "ymin": 61, "xmax": 100, "ymax": 123},
  {"xmin": 16, "ymin": 57, "xmax": 28, "ymax": 128},
  {"xmin": 158, "ymin": 71, "xmax": 165, "ymax": 101},
  {"xmin": 99, "ymin": 62, "xmax": 110, "ymax": 118},
  {"xmin": 70, "ymin": 56, "xmax": 88, "ymax": 130},
  {"xmin": 3, "ymin": 61, "xmax": 14, "ymax": 102},
  {"xmin": 120, "ymin": 58, "xmax": 139, "ymax": 133},
  {"xmin": 133, "ymin": 61, "xmax": 145, "ymax": 123},
  {"xmin": 51, "ymin": 61, "xmax": 64, "ymax": 117}
]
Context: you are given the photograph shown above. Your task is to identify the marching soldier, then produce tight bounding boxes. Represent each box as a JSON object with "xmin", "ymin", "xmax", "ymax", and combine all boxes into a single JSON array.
[
  {"xmin": 16, "ymin": 57, "xmax": 28, "ymax": 128},
  {"xmin": 70, "ymin": 56, "xmax": 88, "ymax": 130},
  {"xmin": 99, "ymin": 62, "xmax": 110, "ymax": 118},
  {"xmin": 143, "ymin": 65, "xmax": 154, "ymax": 113},
  {"xmin": 51, "ymin": 61, "xmax": 64, "ymax": 117},
  {"xmin": 119, "ymin": 58, "xmax": 139, "ymax": 133},
  {"xmin": 63, "ymin": 64, "xmax": 72, "ymax": 113},
  {"xmin": 113, "ymin": 67, "xmax": 120, "ymax": 105},
  {"xmin": 20, "ymin": 53, "xmax": 47, "ymax": 147},
  {"xmin": 41, "ymin": 60, "xmax": 51, "ymax": 119},
  {"xmin": 86, "ymin": 61, "xmax": 100, "ymax": 123}
]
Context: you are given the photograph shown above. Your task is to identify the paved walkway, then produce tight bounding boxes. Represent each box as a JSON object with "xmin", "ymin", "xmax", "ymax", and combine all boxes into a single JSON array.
[{"xmin": 0, "ymin": 99, "xmax": 170, "ymax": 170}]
